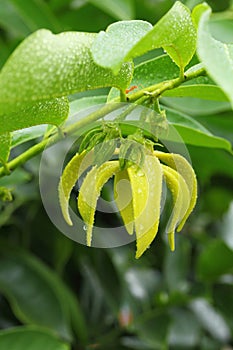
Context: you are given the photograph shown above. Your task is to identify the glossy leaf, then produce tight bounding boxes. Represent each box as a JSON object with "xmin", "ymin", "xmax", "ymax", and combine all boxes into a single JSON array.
[
  {"xmin": 127, "ymin": 153, "xmax": 162, "ymax": 258},
  {"xmin": 0, "ymin": 97, "xmax": 69, "ymax": 133},
  {"xmin": 88, "ymin": 0, "xmax": 135, "ymax": 20},
  {"xmin": 12, "ymin": 125, "xmax": 47, "ymax": 148},
  {"xmin": 128, "ymin": 2, "xmax": 196, "ymax": 71},
  {"xmin": 0, "ymin": 246, "xmax": 72, "ymax": 340},
  {"xmin": 0, "ymin": 133, "xmax": 11, "ymax": 163},
  {"xmin": 0, "ymin": 29, "xmax": 133, "ymax": 104},
  {"xmin": 91, "ymin": 20, "xmax": 153, "ymax": 74},
  {"xmin": 164, "ymin": 107, "xmax": 232, "ymax": 152},
  {"xmin": 0, "ymin": 327, "xmax": 70, "ymax": 350},
  {"xmin": 93, "ymin": 2, "xmax": 196, "ymax": 73},
  {"xmin": 197, "ymin": 4, "xmax": 233, "ymax": 107},
  {"xmin": 163, "ymin": 84, "xmax": 229, "ymax": 101}
]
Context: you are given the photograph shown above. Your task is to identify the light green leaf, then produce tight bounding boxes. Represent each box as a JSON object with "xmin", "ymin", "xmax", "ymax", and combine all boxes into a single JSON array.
[
  {"xmin": 0, "ymin": 97, "xmax": 69, "ymax": 133},
  {"xmin": 197, "ymin": 4, "xmax": 233, "ymax": 107},
  {"xmin": 163, "ymin": 84, "xmax": 229, "ymax": 101},
  {"xmin": 93, "ymin": 2, "xmax": 196, "ymax": 74},
  {"xmin": 0, "ymin": 327, "xmax": 70, "ymax": 350},
  {"xmin": 91, "ymin": 20, "xmax": 153, "ymax": 74},
  {"xmin": 0, "ymin": 246, "xmax": 73, "ymax": 340},
  {"xmin": 88, "ymin": 0, "xmax": 135, "ymax": 20},
  {"xmin": 0, "ymin": 133, "xmax": 11, "ymax": 164},
  {"xmin": 9, "ymin": 0, "xmax": 61, "ymax": 32},
  {"xmin": 0, "ymin": 29, "xmax": 133, "ymax": 104}
]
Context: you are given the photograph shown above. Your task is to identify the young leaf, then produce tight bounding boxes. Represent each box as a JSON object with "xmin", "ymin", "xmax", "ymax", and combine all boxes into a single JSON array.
[
  {"xmin": 78, "ymin": 161, "xmax": 120, "ymax": 246},
  {"xmin": 196, "ymin": 4, "xmax": 233, "ymax": 107},
  {"xmin": 93, "ymin": 2, "xmax": 196, "ymax": 73},
  {"xmin": 0, "ymin": 132, "xmax": 11, "ymax": 164},
  {"xmin": 0, "ymin": 327, "xmax": 70, "ymax": 350},
  {"xmin": 127, "ymin": 153, "xmax": 162, "ymax": 258},
  {"xmin": 91, "ymin": 20, "xmax": 153, "ymax": 74},
  {"xmin": 114, "ymin": 169, "xmax": 134, "ymax": 235},
  {"xmin": 0, "ymin": 97, "xmax": 69, "ymax": 133},
  {"xmin": 0, "ymin": 29, "xmax": 133, "ymax": 104}
]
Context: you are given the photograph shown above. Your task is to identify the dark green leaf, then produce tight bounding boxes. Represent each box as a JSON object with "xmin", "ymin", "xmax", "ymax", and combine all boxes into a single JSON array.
[
  {"xmin": 88, "ymin": 0, "xmax": 135, "ymax": 20},
  {"xmin": 9, "ymin": 0, "xmax": 61, "ymax": 32},
  {"xmin": 196, "ymin": 240, "xmax": 233, "ymax": 281},
  {"xmin": 190, "ymin": 298, "xmax": 231, "ymax": 342},
  {"xmin": 164, "ymin": 107, "xmax": 232, "ymax": 152},
  {"xmin": 0, "ymin": 327, "xmax": 70, "ymax": 350},
  {"xmin": 0, "ymin": 246, "xmax": 73, "ymax": 340}
]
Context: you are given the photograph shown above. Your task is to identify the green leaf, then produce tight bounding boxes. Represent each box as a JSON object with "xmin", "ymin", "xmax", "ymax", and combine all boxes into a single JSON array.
[
  {"xmin": 0, "ymin": 327, "xmax": 70, "ymax": 350},
  {"xmin": 0, "ymin": 133, "xmax": 11, "ymax": 164},
  {"xmin": 88, "ymin": 0, "xmax": 135, "ymax": 20},
  {"xmin": 164, "ymin": 107, "xmax": 232, "ymax": 152},
  {"xmin": 0, "ymin": 98, "xmax": 69, "ymax": 133},
  {"xmin": 0, "ymin": 245, "xmax": 73, "ymax": 340},
  {"xmin": 92, "ymin": 2, "xmax": 196, "ymax": 73},
  {"xmin": 0, "ymin": 0, "xmax": 31, "ymax": 37},
  {"xmin": 12, "ymin": 125, "xmax": 47, "ymax": 148},
  {"xmin": 0, "ymin": 29, "xmax": 133, "ymax": 104},
  {"xmin": 197, "ymin": 4, "xmax": 233, "ymax": 107},
  {"xmin": 196, "ymin": 240, "xmax": 233, "ymax": 281},
  {"xmin": 163, "ymin": 84, "xmax": 229, "ymax": 101},
  {"xmin": 91, "ymin": 20, "xmax": 153, "ymax": 74},
  {"xmin": 9, "ymin": 0, "xmax": 61, "ymax": 32}
]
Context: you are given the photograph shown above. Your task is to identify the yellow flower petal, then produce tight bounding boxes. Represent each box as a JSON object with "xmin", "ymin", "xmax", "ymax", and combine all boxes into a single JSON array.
[
  {"xmin": 154, "ymin": 151, "xmax": 197, "ymax": 231},
  {"xmin": 127, "ymin": 153, "xmax": 163, "ymax": 259},
  {"xmin": 114, "ymin": 169, "xmax": 134, "ymax": 235},
  {"xmin": 78, "ymin": 161, "xmax": 120, "ymax": 246},
  {"xmin": 58, "ymin": 150, "xmax": 93, "ymax": 225},
  {"xmin": 161, "ymin": 164, "xmax": 190, "ymax": 251}
]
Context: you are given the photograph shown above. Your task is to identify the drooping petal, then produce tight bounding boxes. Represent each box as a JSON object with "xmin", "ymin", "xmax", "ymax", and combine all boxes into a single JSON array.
[
  {"xmin": 154, "ymin": 151, "xmax": 197, "ymax": 231},
  {"xmin": 114, "ymin": 169, "xmax": 134, "ymax": 235},
  {"xmin": 58, "ymin": 150, "xmax": 93, "ymax": 225},
  {"xmin": 161, "ymin": 164, "xmax": 190, "ymax": 250},
  {"xmin": 127, "ymin": 153, "xmax": 163, "ymax": 259},
  {"xmin": 78, "ymin": 161, "xmax": 120, "ymax": 246}
]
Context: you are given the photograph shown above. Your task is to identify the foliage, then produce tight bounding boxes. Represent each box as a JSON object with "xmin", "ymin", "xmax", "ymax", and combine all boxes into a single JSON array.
[{"xmin": 0, "ymin": 0, "xmax": 233, "ymax": 349}]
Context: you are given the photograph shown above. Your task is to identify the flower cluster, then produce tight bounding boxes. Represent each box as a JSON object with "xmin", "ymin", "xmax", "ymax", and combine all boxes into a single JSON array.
[{"xmin": 58, "ymin": 141, "xmax": 197, "ymax": 258}]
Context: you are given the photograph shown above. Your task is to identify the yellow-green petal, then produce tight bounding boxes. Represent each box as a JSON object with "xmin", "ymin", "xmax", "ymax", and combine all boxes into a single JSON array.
[
  {"xmin": 154, "ymin": 151, "xmax": 197, "ymax": 231},
  {"xmin": 78, "ymin": 161, "xmax": 120, "ymax": 246},
  {"xmin": 127, "ymin": 154, "xmax": 163, "ymax": 259},
  {"xmin": 114, "ymin": 169, "xmax": 134, "ymax": 235},
  {"xmin": 162, "ymin": 164, "xmax": 190, "ymax": 251},
  {"xmin": 58, "ymin": 150, "xmax": 93, "ymax": 225}
]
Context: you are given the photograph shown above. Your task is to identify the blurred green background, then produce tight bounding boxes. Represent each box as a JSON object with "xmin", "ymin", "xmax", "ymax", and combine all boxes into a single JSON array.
[{"xmin": 0, "ymin": 0, "xmax": 233, "ymax": 349}]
